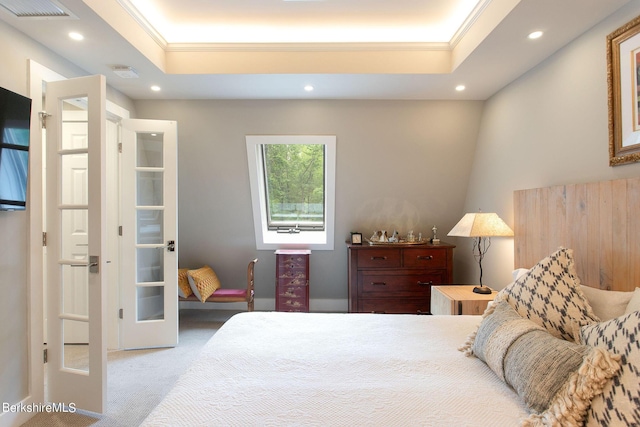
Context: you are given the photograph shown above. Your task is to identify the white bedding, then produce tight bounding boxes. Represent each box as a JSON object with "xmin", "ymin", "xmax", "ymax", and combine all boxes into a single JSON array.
[{"xmin": 142, "ymin": 312, "xmax": 530, "ymax": 426}]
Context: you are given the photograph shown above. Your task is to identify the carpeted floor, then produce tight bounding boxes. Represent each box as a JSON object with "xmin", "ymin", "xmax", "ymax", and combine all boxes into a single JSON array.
[{"xmin": 21, "ymin": 309, "xmax": 236, "ymax": 427}]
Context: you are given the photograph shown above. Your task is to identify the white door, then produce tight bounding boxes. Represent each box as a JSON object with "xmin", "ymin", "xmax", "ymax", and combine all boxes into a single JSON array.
[
  {"xmin": 120, "ymin": 119, "xmax": 178, "ymax": 349},
  {"xmin": 45, "ymin": 75, "xmax": 107, "ymax": 413}
]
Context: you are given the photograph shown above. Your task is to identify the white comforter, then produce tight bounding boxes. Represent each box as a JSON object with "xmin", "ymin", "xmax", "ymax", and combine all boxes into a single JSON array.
[{"xmin": 142, "ymin": 312, "xmax": 529, "ymax": 426}]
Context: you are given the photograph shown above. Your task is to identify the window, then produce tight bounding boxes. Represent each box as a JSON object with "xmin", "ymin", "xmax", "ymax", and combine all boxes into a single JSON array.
[{"xmin": 246, "ymin": 135, "xmax": 336, "ymax": 250}]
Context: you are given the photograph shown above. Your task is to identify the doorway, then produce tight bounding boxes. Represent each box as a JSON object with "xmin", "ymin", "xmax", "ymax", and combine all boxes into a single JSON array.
[{"xmin": 26, "ymin": 60, "xmax": 178, "ymax": 417}]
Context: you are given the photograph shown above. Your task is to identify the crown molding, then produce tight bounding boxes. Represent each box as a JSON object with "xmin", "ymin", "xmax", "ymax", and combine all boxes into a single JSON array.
[{"xmin": 165, "ymin": 41, "xmax": 452, "ymax": 53}]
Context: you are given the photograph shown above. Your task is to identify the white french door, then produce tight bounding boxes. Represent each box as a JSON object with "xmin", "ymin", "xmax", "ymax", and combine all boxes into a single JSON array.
[
  {"xmin": 45, "ymin": 75, "xmax": 107, "ymax": 413},
  {"xmin": 120, "ymin": 119, "xmax": 178, "ymax": 349}
]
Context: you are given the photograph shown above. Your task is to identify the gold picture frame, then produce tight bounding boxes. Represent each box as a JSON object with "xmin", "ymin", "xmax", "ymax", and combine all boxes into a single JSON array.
[{"xmin": 608, "ymin": 14, "xmax": 640, "ymax": 166}]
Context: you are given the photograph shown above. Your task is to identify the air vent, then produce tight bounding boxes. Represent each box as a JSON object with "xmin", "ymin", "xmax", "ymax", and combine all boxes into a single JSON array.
[{"xmin": 0, "ymin": 0, "xmax": 76, "ymax": 19}]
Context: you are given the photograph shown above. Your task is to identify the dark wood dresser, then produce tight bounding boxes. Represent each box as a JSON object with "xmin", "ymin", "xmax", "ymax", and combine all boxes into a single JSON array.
[
  {"xmin": 347, "ymin": 242, "xmax": 455, "ymax": 314},
  {"xmin": 275, "ymin": 249, "xmax": 310, "ymax": 312}
]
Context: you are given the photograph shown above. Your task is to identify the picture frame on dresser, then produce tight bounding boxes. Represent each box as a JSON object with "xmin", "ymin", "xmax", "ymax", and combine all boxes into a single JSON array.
[
  {"xmin": 608, "ymin": 13, "xmax": 640, "ymax": 166},
  {"xmin": 350, "ymin": 232, "xmax": 362, "ymax": 245}
]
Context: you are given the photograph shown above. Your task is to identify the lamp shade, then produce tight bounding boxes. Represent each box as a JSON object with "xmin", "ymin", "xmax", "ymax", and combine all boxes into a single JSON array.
[{"xmin": 447, "ymin": 213, "xmax": 514, "ymax": 237}]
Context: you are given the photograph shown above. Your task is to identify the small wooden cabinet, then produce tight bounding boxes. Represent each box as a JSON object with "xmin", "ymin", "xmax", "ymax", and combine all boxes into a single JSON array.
[
  {"xmin": 275, "ymin": 250, "xmax": 310, "ymax": 312},
  {"xmin": 430, "ymin": 285, "xmax": 496, "ymax": 315},
  {"xmin": 347, "ymin": 242, "xmax": 455, "ymax": 314}
]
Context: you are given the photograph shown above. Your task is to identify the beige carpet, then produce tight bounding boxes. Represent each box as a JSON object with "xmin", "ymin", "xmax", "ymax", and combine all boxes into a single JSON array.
[{"xmin": 21, "ymin": 309, "xmax": 236, "ymax": 427}]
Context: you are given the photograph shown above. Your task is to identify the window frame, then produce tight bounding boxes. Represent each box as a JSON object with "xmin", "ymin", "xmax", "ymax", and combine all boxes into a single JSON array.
[{"xmin": 246, "ymin": 135, "xmax": 336, "ymax": 250}]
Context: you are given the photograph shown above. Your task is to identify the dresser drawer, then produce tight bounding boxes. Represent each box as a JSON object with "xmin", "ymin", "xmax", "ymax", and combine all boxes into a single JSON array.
[
  {"xmin": 278, "ymin": 299, "xmax": 309, "ymax": 312},
  {"xmin": 360, "ymin": 298, "xmax": 431, "ymax": 314},
  {"xmin": 277, "ymin": 254, "xmax": 309, "ymax": 270},
  {"xmin": 276, "ymin": 285, "xmax": 309, "ymax": 311},
  {"xmin": 277, "ymin": 285, "xmax": 308, "ymax": 299},
  {"xmin": 359, "ymin": 271, "xmax": 440, "ymax": 295},
  {"xmin": 402, "ymin": 248, "xmax": 448, "ymax": 268},
  {"xmin": 357, "ymin": 248, "xmax": 401, "ymax": 268}
]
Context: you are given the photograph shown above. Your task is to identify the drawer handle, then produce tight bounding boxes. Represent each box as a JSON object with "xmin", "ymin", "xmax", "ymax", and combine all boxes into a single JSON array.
[
  {"xmin": 371, "ymin": 282, "xmax": 387, "ymax": 286},
  {"xmin": 417, "ymin": 281, "xmax": 433, "ymax": 286},
  {"xmin": 417, "ymin": 255, "xmax": 433, "ymax": 260},
  {"xmin": 371, "ymin": 256, "xmax": 387, "ymax": 260}
]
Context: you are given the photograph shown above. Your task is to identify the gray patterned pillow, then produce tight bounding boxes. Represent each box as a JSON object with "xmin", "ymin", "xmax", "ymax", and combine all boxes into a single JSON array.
[
  {"xmin": 497, "ymin": 247, "xmax": 599, "ymax": 341},
  {"xmin": 471, "ymin": 301, "xmax": 620, "ymax": 425},
  {"xmin": 580, "ymin": 311, "xmax": 640, "ymax": 427}
]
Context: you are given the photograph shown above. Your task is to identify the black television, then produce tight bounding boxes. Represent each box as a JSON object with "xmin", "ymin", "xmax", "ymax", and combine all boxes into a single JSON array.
[{"xmin": 0, "ymin": 86, "xmax": 31, "ymax": 211}]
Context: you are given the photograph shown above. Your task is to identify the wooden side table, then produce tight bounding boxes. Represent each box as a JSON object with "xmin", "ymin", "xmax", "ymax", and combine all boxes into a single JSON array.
[
  {"xmin": 275, "ymin": 250, "xmax": 310, "ymax": 312},
  {"xmin": 430, "ymin": 285, "xmax": 496, "ymax": 315}
]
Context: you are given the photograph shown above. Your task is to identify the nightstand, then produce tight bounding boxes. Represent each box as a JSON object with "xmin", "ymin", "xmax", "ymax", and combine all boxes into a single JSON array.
[{"xmin": 430, "ymin": 285, "xmax": 496, "ymax": 315}]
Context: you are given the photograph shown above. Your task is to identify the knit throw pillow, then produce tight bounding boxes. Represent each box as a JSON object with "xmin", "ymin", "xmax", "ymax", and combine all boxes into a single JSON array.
[
  {"xmin": 178, "ymin": 268, "xmax": 192, "ymax": 298},
  {"xmin": 187, "ymin": 265, "xmax": 222, "ymax": 302},
  {"xmin": 580, "ymin": 310, "xmax": 640, "ymax": 427},
  {"xmin": 496, "ymin": 247, "xmax": 599, "ymax": 341},
  {"xmin": 469, "ymin": 301, "xmax": 620, "ymax": 426}
]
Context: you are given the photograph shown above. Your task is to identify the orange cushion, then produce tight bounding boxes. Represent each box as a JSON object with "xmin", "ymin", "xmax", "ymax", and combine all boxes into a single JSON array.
[
  {"xmin": 178, "ymin": 268, "xmax": 192, "ymax": 298},
  {"xmin": 187, "ymin": 266, "xmax": 222, "ymax": 302}
]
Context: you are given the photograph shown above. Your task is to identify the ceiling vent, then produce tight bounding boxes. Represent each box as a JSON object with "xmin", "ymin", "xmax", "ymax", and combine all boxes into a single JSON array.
[
  {"xmin": 0, "ymin": 0, "xmax": 76, "ymax": 19},
  {"xmin": 112, "ymin": 66, "xmax": 139, "ymax": 79}
]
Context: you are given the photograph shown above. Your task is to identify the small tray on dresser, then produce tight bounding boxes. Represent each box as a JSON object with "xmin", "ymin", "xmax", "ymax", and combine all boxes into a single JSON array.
[{"xmin": 365, "ymin": 239, "xmax": 430, "ymax": 246}]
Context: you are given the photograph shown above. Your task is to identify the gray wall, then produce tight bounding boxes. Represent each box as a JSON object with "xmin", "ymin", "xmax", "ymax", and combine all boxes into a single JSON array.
[
  {"xmin": 457, "ymin": 0, "xmax": 640, "ymax": 289},
  {"xmin": 133, "ymin": 99, "xmax": 483, "ymax": 306}
]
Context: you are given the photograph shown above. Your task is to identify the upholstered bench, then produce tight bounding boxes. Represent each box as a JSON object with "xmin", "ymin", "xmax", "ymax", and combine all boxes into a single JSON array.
[{"xmin": 178, "ymin": 259, "xmax": 257, "ymax": 312}]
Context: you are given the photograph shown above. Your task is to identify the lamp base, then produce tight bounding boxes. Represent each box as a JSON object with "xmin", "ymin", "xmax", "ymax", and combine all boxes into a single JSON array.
[{"xmin": 473, "ymin": 286, "xmax": 493, "ymax": 294}]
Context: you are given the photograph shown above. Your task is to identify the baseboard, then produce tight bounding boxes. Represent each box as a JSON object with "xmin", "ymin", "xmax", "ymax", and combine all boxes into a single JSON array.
[{"xmin": 179, "ymin": 298, "xmax": 348, "ymax": 313}]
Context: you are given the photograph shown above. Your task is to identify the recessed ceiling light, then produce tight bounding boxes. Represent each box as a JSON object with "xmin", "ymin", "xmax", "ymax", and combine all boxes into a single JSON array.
[
  {"xmin": 151, "ymin": 85, "xmax": 161, "ymax": 92},
  {"xmin": 455, "ymin": 85, "xmax": 466, "ymax": 92},
  {"xmin": 304, "ymin": 85, "xmax": 314, "ymax": 92},
  {"xmin": 528, "ymin": 31, "xmax": 543, "ymax": 40},
  {"xmin": 68, "ymin": 32, "xmax": 83, "ymax": 41}
]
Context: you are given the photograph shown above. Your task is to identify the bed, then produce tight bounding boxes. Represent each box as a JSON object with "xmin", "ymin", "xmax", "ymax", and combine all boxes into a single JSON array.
[{"xmin": 142, "ymin": 178, "xmax": 640, "ymax": 427}]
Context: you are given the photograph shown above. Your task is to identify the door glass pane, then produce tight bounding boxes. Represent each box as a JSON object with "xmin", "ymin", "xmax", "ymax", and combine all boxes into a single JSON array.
[
  {"xmin": 60, "ymin": 209, "xmax": 88, "ymax": 260},
  {"xmin": 63, "ymin": 319, "xmax": 89, "ymax": 372},
  {"xmin": 61, "ymin": 153, "xmax": 88, "ymax": 205},
  {"xmin": 137, "ymin": 210, "xmax": 163, "ymax": 244},
  {"xmin": 61, "ymin": 98, "xmax": 88, "ymax": 150},
  {"xmin": 61, "ymin": 264, "xmax": 88, "ymax": 316},
  {"xmin": 137, "ymin": 248, "xmax": 164, "ymax": 283},
  {"xmin": 137, "ymin": 133, "xmax": 163, "ymax": 167},
  {"xmin": 137, "ymin": 286, "xmax": 165, "ymax": 321},
  {"xmin": 137, "ymin": 171, "xmax": 163, "ymax": 206}
]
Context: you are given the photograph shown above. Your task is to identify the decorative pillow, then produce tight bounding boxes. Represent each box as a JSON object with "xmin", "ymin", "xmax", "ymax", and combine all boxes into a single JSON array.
[
  {"xmin": 579, "ymin": 311, "xmax": 640, "ymax": 426},
  {"xmin": 625, "ymin": 287, "xmax": 640, "ymax": 314},
  {"xmin": 512, "ymin": 268, "xmax": 530, "ymax": 281},
  {"xmin": 468, "ymin": 301, "xmax": 620, "ymax": 426},
  {"xmin": 178, "ymin": 268, "xmax": 192, "ymax": 298},
  {"xmin": 187, "ymin": 265, "xmax": 222, "ymax": 303},
  {"xmin": 580, "ymin": 285, "xmax": 634, "ymax": 321},
  {"xmin": 496, "ymin": 248, "xmax": 599, "ymax": 341}
]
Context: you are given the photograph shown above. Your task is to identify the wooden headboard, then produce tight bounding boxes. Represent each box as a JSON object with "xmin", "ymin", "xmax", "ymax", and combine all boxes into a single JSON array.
[{"xmin": 514, "ymin": 177, "xmax": 639, "ymax": 292}]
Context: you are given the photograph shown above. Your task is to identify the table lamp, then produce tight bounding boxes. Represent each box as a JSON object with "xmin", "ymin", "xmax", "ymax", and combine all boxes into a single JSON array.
[{"xmin": 447, "ymin": 212, "xmax": 514, "ymax": 294}]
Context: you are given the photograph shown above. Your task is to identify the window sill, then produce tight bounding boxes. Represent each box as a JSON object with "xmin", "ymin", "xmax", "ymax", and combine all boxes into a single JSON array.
[{"xmin": 256, "ymin": 229, "xmax": 333, "ymax": 251}]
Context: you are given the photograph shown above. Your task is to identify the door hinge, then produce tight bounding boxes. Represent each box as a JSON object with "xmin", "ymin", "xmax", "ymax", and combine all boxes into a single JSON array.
[
  {"xmin": 118, "ymin": 142, "xmax": 122, "ymax": 153},
  {"xmin": 43, "ymin": 348, "xmax": 48, "ymax": 364},
  {"xmin": 42, "ymin": 232, "xmax": 47, "ymax": 246},
  {"xmin": 39, "ymin": 111, "xmax": 51, "ymax": 129},
  {"xmin": 118, "ymin": 225, "xmax": 123, "ymax": 236},
  {"xmin": 119, "ymin": 308, "xmax": 123, "ymax": 319}
]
